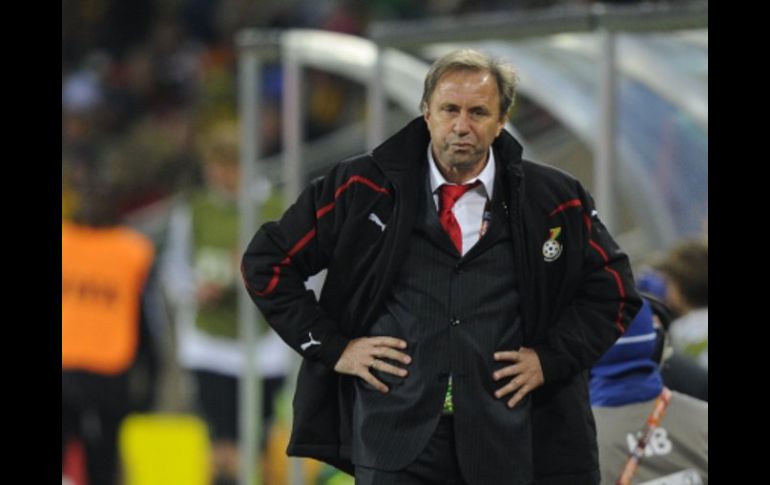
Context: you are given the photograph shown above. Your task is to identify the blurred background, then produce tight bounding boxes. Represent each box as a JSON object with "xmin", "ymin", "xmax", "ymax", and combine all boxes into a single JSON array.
[{"xmin": 61, "ymin": 0, "xmax": 707, "ymax": 484}]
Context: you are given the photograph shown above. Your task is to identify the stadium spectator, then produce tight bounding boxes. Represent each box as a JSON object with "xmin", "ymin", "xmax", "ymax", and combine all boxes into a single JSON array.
[
  {"xmin": 653, "ymin": 240, "xmax": 708, "ymax": 371},
  {"xmin": 62, "ymin": 157, "xmax": 161, "ymax": 485},
  {"xmin": 161, "ymin": 118, "xmax": 289, "ymax": 485},
  {"xmin": 590, "ymin": 297, "xmax": 708, "ymax": 484}
]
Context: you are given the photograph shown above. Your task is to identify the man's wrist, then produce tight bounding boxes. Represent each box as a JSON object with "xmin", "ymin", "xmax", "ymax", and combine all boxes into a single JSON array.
[{"xmin": 314, "ymin": 333, "xmax": 351, "ymax": 370}]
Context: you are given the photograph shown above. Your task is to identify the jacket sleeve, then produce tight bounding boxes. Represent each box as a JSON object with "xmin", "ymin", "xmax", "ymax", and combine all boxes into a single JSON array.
[
  {"xmin": 240, "ymin": 165, "xmax": 352, "ymax": 370},
  {"xmin": 534, "ymin": 184, "xmax": 642, "ymax": 383}
]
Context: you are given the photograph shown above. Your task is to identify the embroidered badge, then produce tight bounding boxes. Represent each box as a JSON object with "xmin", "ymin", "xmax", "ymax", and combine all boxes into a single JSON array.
[
  {"xmin": 542, "ymin": 227, "xmax": 563, "ymax": 262},
  {"xmin": 478, "ymin": 204, "xmax": 492, "ymax": 239}
]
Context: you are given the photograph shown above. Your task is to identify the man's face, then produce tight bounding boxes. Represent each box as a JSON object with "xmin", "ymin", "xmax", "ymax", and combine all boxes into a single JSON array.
[{"xmin": 424, "ymin": 69, "xmax": 505, "ymax": 177}]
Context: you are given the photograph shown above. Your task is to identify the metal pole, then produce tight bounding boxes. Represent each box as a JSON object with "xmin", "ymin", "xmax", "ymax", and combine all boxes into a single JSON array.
[
  {"xmin": 281, "ymin": 35, "xmax": 308, "ymax": 485},
  {"xmin": 282, "ymin": 37, "xmax": 303, "ymax": 204},
  {"xmin": 367, "ymin": 1, "xmax": 707, "ymax": 47},
  {"xmin": 596, "ymin": 27, "xmax": 617, "ymax": 231},
  {"xmin": 237, "ymin": 47, "xmax": 262, "ymax": 485},
  {"xmin": 367, "ymin": 46, "xmax": 386, "ymax": 150}
]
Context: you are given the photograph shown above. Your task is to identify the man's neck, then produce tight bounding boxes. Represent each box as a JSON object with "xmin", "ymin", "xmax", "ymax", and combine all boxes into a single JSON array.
[
  {"xmin": 428, "ymin": 144, "xmax": 496, "ymax": 202},
  {"xmin": 441, "ymin": 165, "xmax": 486, "ymax": 185}
]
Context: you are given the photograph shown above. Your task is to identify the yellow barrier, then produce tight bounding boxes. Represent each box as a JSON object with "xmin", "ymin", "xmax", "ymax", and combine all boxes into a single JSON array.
[
  {"xmin": 119, "ymin": 413, "xmax": 211, "ymax": 485},
  {"xmin": 119, "ymin": 412, "xmax": 347, "ymax": 484}
]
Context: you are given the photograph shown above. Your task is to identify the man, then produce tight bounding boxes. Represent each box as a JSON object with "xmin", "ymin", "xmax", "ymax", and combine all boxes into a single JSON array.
[
  {"xmin": 590, "ymin": 297, "xmax": 708, "ymax": 484},
  {"xmin": 162, "ymin": 119, "xmax": 290, "ymax": 485},
  {"xmin": 640, "ymin": 283, "xmax": 708, "ymax": 402},
  {"xmin": 653, "ymin": 240, "xmax": 708, "ymax": 371},
  {"xmin": 62, "ymin": 159, "xmax": 159, "ymax": 485},
  {"xmin": 242, "ymin": 49, "xmax": 641, "ymax": 484}
]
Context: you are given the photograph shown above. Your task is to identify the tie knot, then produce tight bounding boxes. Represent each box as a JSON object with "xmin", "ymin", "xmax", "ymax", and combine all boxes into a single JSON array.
[{"xmin": 439, "ymin": 181, "xmax": 480, "ymax": 211}]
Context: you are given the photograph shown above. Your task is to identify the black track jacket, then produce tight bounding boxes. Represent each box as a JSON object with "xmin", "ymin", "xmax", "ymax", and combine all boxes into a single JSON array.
[{"xmin": 241, "ymin": 117, "xmax": 642, "ymax": 484}]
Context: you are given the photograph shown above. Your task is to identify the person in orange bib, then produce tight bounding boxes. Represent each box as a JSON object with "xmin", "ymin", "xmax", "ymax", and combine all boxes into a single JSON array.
[{"xmin": 62, "ymin": 164, "xmax": 160, "ymax": 485}]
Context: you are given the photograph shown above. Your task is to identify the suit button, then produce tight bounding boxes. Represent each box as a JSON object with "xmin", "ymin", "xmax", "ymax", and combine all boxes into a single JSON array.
[
  {"xmin": 454, "ymin": 264, "xmax": 462, "ymax": 274},
  {"xmin": 450, "ymin": 316, "xmax": 461, "ymax": 326}
]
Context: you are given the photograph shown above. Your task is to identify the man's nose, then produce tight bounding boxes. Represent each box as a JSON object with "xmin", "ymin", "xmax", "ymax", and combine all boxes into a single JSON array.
[{"xmin": 453, "ymin": 112, "xmax": 471, "ymax": 134}]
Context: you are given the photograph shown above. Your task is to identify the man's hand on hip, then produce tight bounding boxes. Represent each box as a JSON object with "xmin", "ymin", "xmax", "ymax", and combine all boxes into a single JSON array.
[
  {"xmin": 492, "ymin": 347, "xmax": 544, "ymax": 408},
  {"xmin": 334, "ymin": 336, "xmax": 411, "ymax": 393}
]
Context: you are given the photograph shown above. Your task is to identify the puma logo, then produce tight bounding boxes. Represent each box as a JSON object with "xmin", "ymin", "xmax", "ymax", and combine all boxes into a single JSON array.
[
  {"xmin": 368, "ymin": 213, "xmax": 386, "ymax": 232},
  {"xmin": 300, "ymin": 332, "xmax": 321, "ymax": 351}
]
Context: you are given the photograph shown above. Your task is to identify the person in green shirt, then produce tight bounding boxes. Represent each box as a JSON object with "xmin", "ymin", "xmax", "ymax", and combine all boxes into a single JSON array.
[{"xmin": 162, "ymin": 119, "xmax": 289, "ymax": 485}]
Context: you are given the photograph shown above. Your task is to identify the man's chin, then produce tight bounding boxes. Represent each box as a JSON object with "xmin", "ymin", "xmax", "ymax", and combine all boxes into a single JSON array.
[{"xmin": 447, "ymin": 156, "xmax": 484, "ymax": 171}]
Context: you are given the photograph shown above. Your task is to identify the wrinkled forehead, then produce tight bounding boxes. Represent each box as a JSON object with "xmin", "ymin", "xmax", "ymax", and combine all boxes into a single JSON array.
[{"xmin": 431, "ymin": 69, "xmax": 500, "ymax": 105}]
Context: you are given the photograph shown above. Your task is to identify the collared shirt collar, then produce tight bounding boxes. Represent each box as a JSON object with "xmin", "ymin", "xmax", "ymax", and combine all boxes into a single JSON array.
[{"xmin": 428, "ymin": 143, "xmax": 495, "ymax": 201}]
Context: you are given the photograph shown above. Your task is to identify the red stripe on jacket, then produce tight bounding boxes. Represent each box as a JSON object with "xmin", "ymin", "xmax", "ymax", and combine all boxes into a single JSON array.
[
  {"xmin": 335, "ymin": 175, "xmax": 390, "ymax": 199},
  {"xmin": 545, "ymin": 200, "xmax": 627, "ymax": 335},
  {"xmin": 587, "ymin": 230, "xmax": 626, "ymax": 334},
  {"xmin": 246, "ymin": 175, "xmax": 389, "ymax": 297},
  {"xmin": 549, "ymin": 199, "xmax": 582, "ymax": 217}
]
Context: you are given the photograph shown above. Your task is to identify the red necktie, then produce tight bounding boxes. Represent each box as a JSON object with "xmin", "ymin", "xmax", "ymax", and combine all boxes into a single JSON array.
[{"xmin": 438, "ymin": 181, "xmax": 479, "ymax": 254}]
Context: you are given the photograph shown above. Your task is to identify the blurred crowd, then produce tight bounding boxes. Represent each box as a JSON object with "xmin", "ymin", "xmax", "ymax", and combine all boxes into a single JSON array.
[{"xmin": 61, "ymin": 0, "xmax": 673, "ymax": 230}]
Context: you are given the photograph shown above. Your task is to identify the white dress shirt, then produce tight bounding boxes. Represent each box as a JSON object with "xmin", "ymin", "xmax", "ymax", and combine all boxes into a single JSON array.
[{"xmin": 428, "ymin": 144, "xmax": 496, "ymax": 256}]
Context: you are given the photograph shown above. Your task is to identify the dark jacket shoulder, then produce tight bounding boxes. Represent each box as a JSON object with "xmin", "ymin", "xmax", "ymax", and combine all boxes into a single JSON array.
[{"xmin": 521, "ymin": 160, "xmax": 587, "ymax": 214}]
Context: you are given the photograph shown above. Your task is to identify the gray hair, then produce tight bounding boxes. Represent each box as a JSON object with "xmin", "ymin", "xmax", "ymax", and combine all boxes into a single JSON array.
[{"xmin": 420, "ymin": 49, "xmax": 518, "ymax": 120}]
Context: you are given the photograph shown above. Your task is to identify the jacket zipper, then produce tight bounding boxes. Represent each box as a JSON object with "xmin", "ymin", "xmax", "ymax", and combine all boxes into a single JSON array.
[{"xmin": 507, "ymin": 168, "xmax": 532, "ymax": 343}]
